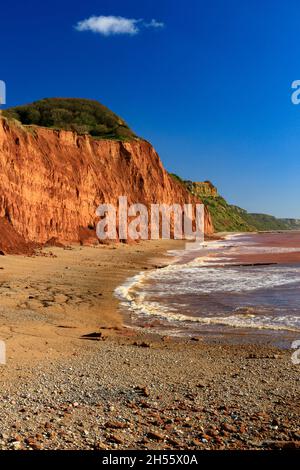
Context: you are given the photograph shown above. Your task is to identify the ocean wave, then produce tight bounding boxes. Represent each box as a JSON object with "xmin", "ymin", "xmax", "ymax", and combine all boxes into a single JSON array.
[
  {"xmin": 115, "ymin": 287, "xmax": 300, "ymax": 332},
  {"xmin": 114, "ymin": 233, "xmax": 300, "ymax": 334}
]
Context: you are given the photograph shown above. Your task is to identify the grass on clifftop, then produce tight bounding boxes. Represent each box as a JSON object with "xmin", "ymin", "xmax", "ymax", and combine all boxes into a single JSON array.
[
  {"xmin": 2, "ymin": 98, "xmax": 137, "ymax": 141},
  {"xmin": 169, "ymin": 173, "xmax": 253, "ymax": 232},
  {"xmin": 169, "ymin": 173, "xmax": 299, "ymax": 232},
  {"xmin": 200, "ymin": 196, "xmax": 256, "ymax": 232}
]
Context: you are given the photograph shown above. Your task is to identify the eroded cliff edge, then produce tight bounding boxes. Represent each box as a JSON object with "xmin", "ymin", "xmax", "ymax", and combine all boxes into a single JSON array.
[{"xmin": 0, "ymin": 117, "xmax": 213, "ymax": 252}]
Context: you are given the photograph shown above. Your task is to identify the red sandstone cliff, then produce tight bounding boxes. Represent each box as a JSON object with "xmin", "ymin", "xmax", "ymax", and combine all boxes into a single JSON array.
[{"xmin": 0, "ymin": 117, "xmax": 213, "ymax": 253}]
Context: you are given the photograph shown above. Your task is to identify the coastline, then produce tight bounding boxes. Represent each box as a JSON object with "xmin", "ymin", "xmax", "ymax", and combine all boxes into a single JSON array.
[
  {"xmin": 116, "ymin": 233, "xmax": 300, "ymax": 348},
  {"xmin": 0, "ymin": 239, "xmax": 299, "ymax": 450}
]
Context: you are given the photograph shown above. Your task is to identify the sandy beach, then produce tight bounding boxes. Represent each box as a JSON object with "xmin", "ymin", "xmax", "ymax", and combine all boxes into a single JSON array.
[
  {"xmin": 0, "ymin": 239, "xmax": 299, "ymax": 450},
  {"xmin": 0, "ymin": 240, "xmax": 186, "ymax": 368}
]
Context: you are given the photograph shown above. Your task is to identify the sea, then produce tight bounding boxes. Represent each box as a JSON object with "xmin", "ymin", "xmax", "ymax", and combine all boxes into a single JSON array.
[{"xmin": 115, "ymin": 232, "xmax": 300, "ymax": 347}]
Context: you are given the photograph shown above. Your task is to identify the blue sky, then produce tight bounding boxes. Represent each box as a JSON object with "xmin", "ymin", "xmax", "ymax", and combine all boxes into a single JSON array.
[{"xmin": 1, "ymin": 0, "xmax": 300, "ymax": 217}]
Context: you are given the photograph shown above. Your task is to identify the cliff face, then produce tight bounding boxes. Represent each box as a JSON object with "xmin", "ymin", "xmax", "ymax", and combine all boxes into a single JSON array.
[{"xmin": 0, "ymin": 118, "xmax": 213, "ymax": 251}]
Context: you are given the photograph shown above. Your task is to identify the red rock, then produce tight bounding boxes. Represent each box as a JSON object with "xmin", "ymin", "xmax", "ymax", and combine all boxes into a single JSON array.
[
  {"xmin": 192, "ymin": 438, "xmax": 203, "ymax": 447},
  {"xmin": 109, "ymin": 434, "xmax": 124, "ymax": 445},
  {"xmin": 221, "ymin": 423, "xmax": 237, "ymax": 433},
  {"xmin": 147, "ymin": 431, "xmax": 165, "ymax": 441},
  {"xmin": 167, "ymin": 437, "xmax": 181, "ymax": 447},
  {"xmin": 105, "ymin": 420, "xmax": 129, "ymax": 429},
  {"xmin": 207, "ymin": 429, "xmax": 219, "ymax": 437},
  {"xmin": 94, "ymin": 441, "xmax": 107, "ymax": 450},
  {"xmin": 200, "ymin": 434, "xmax": 211, "ymax": 441},
  {"xmin": 214, "ymin": 437, "xmax": 224, "ymax": 445},
  {"xmin": 0, "ymin": 117, "xmax": 213, "ymax": 253},
  {"xmin": 25, "ymin": 437, "xmax": 42, "ymax": 450}
]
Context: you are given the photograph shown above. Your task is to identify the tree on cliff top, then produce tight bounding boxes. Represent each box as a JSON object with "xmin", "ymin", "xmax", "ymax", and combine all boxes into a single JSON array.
[{"xmin": 3, "ymin": 98, "xmax": 137, "ymax": 141}]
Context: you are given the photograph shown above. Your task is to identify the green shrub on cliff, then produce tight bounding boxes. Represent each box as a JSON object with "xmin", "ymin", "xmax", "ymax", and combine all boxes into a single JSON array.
[
  {"xmin": 169, "ymin": 173, "xmax": 185, "ymax": 184},
  {"xmin": 3, "ymin": 98, "xmax": 137, "ymax": 141},
  {"xmin": 200, "ymin": 195, "xmax": 256, "ymax": 232}
]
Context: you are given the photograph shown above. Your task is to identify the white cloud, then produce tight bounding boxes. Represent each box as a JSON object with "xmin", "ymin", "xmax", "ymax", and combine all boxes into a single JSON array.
[
  {"xmin": 76, "ymin": 15, "xmax": 140, "ymax": 36},
  {"xmin": 75, "ymin": 15, "xmax": 164, "ymax": 37}
]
